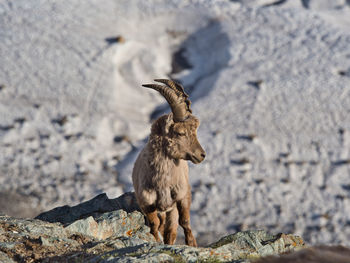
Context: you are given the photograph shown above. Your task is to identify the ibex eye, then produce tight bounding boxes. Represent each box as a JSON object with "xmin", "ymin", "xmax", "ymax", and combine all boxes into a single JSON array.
[{"xmin": 175, "ymin": 131, "xmax": 185, "ymax": 136}]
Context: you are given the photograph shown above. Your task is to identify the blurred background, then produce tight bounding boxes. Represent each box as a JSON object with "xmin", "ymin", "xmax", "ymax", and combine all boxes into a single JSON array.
[{"xmin": 0, "ymin": 0, "xmax": 350, "ymax": 246}]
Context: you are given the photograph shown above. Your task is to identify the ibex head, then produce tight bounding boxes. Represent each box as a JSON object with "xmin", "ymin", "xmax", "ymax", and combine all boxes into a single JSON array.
[{"xmin": 143, "ymin": 79, "xmax": 206, "ymax": 164}]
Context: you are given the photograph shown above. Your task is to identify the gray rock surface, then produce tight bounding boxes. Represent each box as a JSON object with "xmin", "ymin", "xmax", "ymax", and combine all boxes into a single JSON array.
[
  {"xmin": 0, "ymin": 193, "xmax": 308, "ymax": 262},
  {"xmin": 88, "ymin": 230, "xmax": 305, "ymax": 263},
  {"xmin": 255, "ymin": 245, "xmax": 350, "ymax": 263},
  {"xmin": 0, "ymin": 251, "xmax": 15, "ymax": 263},
  {"xmin": 65, "ymin": 210, "xmax": 154, "ymax": 241}
]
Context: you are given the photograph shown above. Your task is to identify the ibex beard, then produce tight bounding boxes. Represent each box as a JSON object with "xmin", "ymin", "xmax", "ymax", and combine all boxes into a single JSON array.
[{"xmin": 132, "ymin": 79, "xmax": 206, "ymax": 246}]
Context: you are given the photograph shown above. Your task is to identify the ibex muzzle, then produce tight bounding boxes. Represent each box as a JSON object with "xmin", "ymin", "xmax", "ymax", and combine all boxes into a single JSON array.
[{"xmin": 188, "ymin": 139, "xmax": 206, "ymax": 164}]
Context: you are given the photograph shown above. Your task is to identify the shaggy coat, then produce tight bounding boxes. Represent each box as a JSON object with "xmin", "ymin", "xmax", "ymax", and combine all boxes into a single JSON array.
[{"xmin": 132, "ymin": 113, "xmax": 205, "ymax": 246}]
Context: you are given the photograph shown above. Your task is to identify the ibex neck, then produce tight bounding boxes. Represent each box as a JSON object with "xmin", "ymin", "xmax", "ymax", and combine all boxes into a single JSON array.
[{"xmin": 147, "ymin": 140, "xmax": 178, "ymax": 176}]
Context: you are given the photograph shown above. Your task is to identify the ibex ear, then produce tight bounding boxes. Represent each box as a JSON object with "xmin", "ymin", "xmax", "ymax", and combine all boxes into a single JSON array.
[
  {"xmin": 164, "ymin": 113, "xmax": 174, "ymax": 135},
  {"xmin": 151, "ymin": 114, "xmax": 174, "ymax": 136}
]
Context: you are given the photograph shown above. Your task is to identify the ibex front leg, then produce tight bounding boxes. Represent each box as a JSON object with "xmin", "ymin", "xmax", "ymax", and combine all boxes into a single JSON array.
[
  {"xmin": 158, "ymin": 212, "xmax": 166, "ymax": 238},
  {"xmin": 177, "ymin": 194, "xmax": 197, "ymax": 247},
  {"xmin": 145, "ymin": 210, "xmax": 161, "ymax": 242},
  {"xmin": 164, "ymin": 207, "xmax": 179, "ymax": 245}
]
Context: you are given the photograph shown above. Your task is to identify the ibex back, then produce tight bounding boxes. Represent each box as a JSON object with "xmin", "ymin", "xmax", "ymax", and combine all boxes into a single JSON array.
[{"xmin": 132, "ymin": 79, "xmax": 205, "ymax": 246}]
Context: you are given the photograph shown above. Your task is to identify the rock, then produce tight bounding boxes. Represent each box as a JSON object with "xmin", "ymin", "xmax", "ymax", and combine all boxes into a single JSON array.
[
  {"xmin": 209, "ymin": 230, "xmax": 305, "ymax": 258},
  {"xmin": 0, "ymin": 242, "xmax": 17, "ymax": 250},
  {"xmin": 0, "ymin": 215, "xmax": 84, "ymax": 262},
  {"xmin": 65, "ymin": 216, "xmax": 100, "ymax": 238},
  {"xmin": 36, "ymin": 193, "xmax": 153, "ymax": 242},
  {"xmin": 0, "ymin": 215, "xmax": 72, "ymax": 240},
  {"xmin": 91, "ymin": 250, "xmax": 175, "ymax": 263},
  {"xmin": 255, "ymin": 245, "xmax": 350, "ymax": 263},
  {"xmin": 0, "ymin": 251, "xmax": 15, "ymax": 263},
  {"xmin": 88, "ymin": 230, "xmax": 306, "ymax": 263},
  {"xmin": 66, "ymin": 210, "xmax": 154, "ymax": 242},
  {"xmin": 1, "ymin": 193, "xmax": 308, "ymax": 262},
  {"xmin": 35, "ymin": 192, "xmax": 140, "ymax": 225}
]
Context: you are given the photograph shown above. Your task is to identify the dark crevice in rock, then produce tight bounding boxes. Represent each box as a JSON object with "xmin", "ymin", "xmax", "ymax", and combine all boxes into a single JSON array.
[{"xmin": 35, "ymin": 192, "xmax": 140, "ymax": 225}]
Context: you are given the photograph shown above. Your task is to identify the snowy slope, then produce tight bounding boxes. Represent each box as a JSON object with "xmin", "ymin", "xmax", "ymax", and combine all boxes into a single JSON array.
[
  {"xmin": 0, "ymin": 0, "xmax": 218, "ymax": 209},
  {"xmin": 1, "ymin": 0, "xmax": 350, "ymax": 245}
]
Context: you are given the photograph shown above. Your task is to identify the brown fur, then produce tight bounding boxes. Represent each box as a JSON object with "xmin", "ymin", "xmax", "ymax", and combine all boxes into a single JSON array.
[{"xmin": 132, "ymin": 113, "xmax": 205, "ymax": 246}]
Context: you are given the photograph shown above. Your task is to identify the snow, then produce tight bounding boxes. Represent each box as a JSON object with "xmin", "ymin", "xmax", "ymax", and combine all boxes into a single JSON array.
[{"xmin": 1, "ymin": 0, "xmax": 350, "ymax": 245}]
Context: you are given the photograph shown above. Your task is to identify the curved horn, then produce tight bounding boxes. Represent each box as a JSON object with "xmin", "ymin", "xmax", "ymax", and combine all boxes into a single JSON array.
[
  {"xmin": 154, "ymin": 79, "xmax": 192, "ymax": 113},
  {"xmin": 142, "ymin": 79, "xmax": 192, "ymax": 122},
  {"xmin": 154, "ymin": 79, "xmax": 185, "ymax": 96}
]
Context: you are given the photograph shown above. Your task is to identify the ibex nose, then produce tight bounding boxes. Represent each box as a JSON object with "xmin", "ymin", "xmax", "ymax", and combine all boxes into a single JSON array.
[
  {"xmin": 197, "ymin": 149, "xmax": 206, "ymax": 162},
  {"xmin": 190, "ymin": 148, "xmax": 206, "ymax": 164}
]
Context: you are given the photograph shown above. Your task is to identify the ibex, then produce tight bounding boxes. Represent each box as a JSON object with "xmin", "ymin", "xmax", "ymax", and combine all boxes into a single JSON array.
[{"xmin": 132, "ymin": 79, "xmax": 206, "ymax": 246}]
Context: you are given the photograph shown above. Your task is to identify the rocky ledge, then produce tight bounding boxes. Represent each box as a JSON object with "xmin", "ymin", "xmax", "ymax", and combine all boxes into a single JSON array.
[{"xmin": 1, "ymin": 193, "xmax": 307, "ymax": 262}]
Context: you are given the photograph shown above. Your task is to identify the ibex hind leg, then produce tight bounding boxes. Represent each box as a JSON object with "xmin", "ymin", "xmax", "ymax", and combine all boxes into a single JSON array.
[{"xmin": 177, "ymin": 195, "xmax": 197, "ymax": 247}]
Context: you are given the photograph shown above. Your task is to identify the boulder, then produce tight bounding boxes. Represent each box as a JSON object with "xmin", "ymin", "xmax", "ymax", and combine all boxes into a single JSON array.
[
  {"xmin": 0, "ymin": 193, "xmax": 309, "ymax": 262},
  {"xmin": 88, "ymin": 230, "xmax": 305, "ymax": 263},
  {"xmin": 35, "ymin": 192, "xmax": 140, "ymax": 225},
  {"xmin": 0, "ymin": 214, "xmax": 83, "ymax": 262},
  {"xmin": 65, "ymin": 210, "xmax": 154, "ymax": 241},
  {"xmin": 255, "ymin": 245, "xmax": 350, "ymax": 263}
]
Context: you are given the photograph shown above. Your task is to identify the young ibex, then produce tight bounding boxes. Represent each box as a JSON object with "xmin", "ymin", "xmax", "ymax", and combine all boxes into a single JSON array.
[{"xmin": 132, "ymin": 79, "xmax": 206, "ymax": 246}]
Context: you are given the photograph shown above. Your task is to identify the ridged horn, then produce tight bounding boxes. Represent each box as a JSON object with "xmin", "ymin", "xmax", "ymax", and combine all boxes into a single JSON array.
[
  {"xmin": 154, "ymin": 79, "xmax": 184, "ymax": 96},
  {"xmin": 154, "ymin": 79, "xmax": 192, "ymax": 113},
  {"xmin": 142, "ymin": 79, "xmax": 192, "ymax": 122}
]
